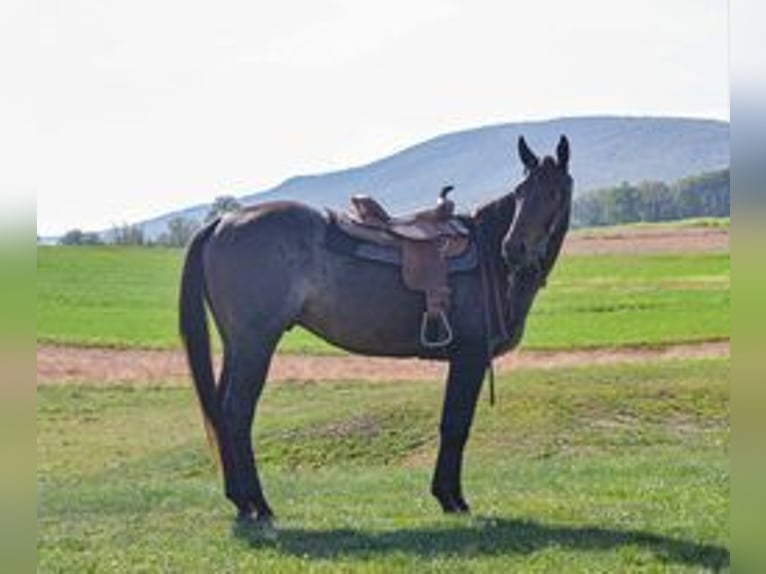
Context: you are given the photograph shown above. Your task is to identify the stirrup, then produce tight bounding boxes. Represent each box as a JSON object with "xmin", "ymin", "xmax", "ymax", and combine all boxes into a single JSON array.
[{"xmin": 420, "ymin": 311, "xmax": 453, "ymax": 348}]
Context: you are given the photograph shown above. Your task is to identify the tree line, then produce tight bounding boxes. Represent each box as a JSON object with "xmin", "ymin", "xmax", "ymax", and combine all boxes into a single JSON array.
[
  {"xmin": 571, "ymin": 168, "xmax": 729, "ymax": 228},
  {"xmin": 58, "ymin": 196, "xmax": 242, "ymax": 247}
]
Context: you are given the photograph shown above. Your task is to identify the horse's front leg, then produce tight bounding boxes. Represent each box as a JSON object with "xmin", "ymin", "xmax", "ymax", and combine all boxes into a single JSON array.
[{"xmin": 431, "ymin": 341, "xmax": 488, "ymax": 513}]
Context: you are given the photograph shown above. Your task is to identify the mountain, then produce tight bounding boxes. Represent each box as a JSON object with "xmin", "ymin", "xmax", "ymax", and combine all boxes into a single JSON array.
[{"xmin": 136, "ymin": 116, "xmax": 729, "ymax": 240}]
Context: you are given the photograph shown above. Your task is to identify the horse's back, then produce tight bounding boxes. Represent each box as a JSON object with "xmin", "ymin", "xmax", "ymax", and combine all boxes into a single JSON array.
[
  {"xmin": 201, "ymin": 201, "xmax": 326, "ymax": 335},
  {"xmin": 209, "ymin": 201, "xmax": 325, "ymax": 242}
]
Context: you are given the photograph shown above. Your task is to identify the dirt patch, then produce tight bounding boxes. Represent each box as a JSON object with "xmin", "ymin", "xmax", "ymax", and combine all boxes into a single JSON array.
[
  {"xmin": 37, "ymin": 341, "xmax": 730, "ymax": 386},
  {"xmin": 564, "ymin": 227, "xmax": 728, "ymax": 255}
]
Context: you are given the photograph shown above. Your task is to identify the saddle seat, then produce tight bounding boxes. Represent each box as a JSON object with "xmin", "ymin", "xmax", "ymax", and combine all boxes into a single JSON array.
[
  {"xmin": 349, "ymin": 188, "xmax": 468, "ymax": 241},
  {"xmin": 338, "ymin": 187, "xmax": 471, "ymax": 349}
]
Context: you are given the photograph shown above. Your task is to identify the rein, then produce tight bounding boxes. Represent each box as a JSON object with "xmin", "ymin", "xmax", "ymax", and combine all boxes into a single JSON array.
[
  {"xmin": 533, "ymin": 203, "xmax": 570, "ymax": 287},
  {"xmin": 477, "ymin": 222, "xmax": 510, "ymax": 407}
]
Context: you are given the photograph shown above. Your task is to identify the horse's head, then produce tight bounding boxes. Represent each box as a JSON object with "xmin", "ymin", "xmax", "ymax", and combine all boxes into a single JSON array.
[{"xmin": 502, "ymin": 135, "xmax": 572, "ymax": 273}]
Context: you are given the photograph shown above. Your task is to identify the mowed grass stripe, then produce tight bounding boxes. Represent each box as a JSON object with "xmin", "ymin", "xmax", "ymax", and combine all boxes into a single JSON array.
[
  {"xmin": 526, "ymin": 254, "xmax": 729, "ymax": 348},
  {"xmin": 37, "ymin": 246, "xmax": 730, "ymax": 352},
  {"xmin": 37, "ymin": 247, "xmax": 181, "ymax": 349},
  {"xmin": 38, "ymin": 359, "xmax": 729, "ymax": 572}
]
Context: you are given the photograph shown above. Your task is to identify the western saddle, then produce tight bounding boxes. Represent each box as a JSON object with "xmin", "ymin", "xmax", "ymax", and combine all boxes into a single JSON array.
[{"xmin": 341, "ymin": 186, "xmax": 470, "ymax": 348}]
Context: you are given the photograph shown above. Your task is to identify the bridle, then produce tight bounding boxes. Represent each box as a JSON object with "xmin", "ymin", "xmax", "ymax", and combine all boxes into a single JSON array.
[
  {"xmin": 526, "ymin": 203, "xmax": 569, "ymax": 286},
  {"xmin": 503, "ymin": 186, "xmax": 569, "ymax": 285}
]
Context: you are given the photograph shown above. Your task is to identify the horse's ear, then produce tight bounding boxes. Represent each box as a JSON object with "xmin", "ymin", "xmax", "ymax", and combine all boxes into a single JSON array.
[
  {"xmin": 518, "ymin": 136, "xmax": 539, "ymax": 171},
  {"xmin": 556, "ymin": 135, "xmax": 570, "ymax": 171}
]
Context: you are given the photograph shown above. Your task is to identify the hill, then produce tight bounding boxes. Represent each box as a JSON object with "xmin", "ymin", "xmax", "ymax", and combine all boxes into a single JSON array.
[{"xmin": 134, "ymin": 116, "xmax": 729, "ymax": 240}]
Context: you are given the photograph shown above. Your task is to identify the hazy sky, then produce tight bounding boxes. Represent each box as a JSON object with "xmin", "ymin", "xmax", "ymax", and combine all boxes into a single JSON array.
[{"xmin": 30, "ymin": 0, "xmax": 728, "ymax": 236}]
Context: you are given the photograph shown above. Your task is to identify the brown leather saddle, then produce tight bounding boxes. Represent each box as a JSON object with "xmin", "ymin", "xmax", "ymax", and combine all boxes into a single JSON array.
[{"xmin": 333, "ymin": 186, "xmax": 471, "ymax": 348}]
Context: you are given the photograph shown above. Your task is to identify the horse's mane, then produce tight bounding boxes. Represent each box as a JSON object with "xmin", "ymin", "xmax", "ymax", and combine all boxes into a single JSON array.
[{"xmin": 472, "ymin": 189, "xmax": 517, "ymax": 241}]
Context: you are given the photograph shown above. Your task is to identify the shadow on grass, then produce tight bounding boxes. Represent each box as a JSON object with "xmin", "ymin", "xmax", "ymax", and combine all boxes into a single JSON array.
[{"xmin": 234, "ymin": 516, "xmax": 729, "ymax": 571}]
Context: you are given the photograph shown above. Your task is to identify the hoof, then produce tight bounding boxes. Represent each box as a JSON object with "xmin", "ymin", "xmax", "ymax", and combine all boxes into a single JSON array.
[
  {"xmin": 232, "ymin": 511, "xmax": 277, "ymax": 543},
  {"xmin": 452, "ymin": 495, "xmax": 471, "ymax": 514},
  {"xmin": 432, "ymin": 487, "xmax": 471, "ymax": 514},
  {"xmin": 236, "ymin": 506, "xmax": 254, "ymax": 524},
  {"xmin": 445, "ymin": 502, "xmax": 471, "ymax": 515},
  {"xmin": 255, "ymin": 515, "xmax": 278, "ymax": 541}
]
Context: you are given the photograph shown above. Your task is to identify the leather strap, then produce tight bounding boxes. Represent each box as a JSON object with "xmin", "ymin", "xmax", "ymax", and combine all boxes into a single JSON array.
[{"xmin": 478, "ymin": 229, "xmax": 500, "ymax": 406}]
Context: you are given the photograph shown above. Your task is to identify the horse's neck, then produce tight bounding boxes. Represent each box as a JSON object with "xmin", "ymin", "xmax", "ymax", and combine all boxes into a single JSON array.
[
  {"xmin": 473, "ymin": 192, "xmax": 570, "ymax": 354},
  {"xmin": 500, "ymin": 217, "xmax": 569, "ymax": 350},
  {"xmin": 472, "ymin": 194, "xmax": 511, "ymax": 275},
  {"xmin": 508, "ymin": 270, "xmax": 541, "ymax": 320},
  {"xmin": 474, "ymin": 193, "xmax": 515, "ymax": 249},
  {"xmin": 474, "ymin": 191, "xmax": 554, "ymax": 350}
]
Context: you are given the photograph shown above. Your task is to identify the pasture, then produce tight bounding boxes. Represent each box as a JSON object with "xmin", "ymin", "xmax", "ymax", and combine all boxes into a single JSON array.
[
  {"xmin": 38, "ymin": 359, "xmax": 729, "ymax": 572},
  {"xmin": 36, "ymin": 242, "xmax": 729, "ymax": 353},
  {"xmin": 37, "ymin": 221, "xmax": 730, "ymax": 571}
]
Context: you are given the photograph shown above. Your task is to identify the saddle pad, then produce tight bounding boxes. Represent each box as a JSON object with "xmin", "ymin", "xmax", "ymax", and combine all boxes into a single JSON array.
[{"xmin": 324, "ymin": 214, "xmax": 478, "ymax": 274}]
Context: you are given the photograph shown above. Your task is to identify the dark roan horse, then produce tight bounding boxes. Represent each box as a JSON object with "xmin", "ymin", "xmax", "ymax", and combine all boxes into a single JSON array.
[{"xmin": 180, "ymin": 136, "xmax": 573, "ymax": 522}]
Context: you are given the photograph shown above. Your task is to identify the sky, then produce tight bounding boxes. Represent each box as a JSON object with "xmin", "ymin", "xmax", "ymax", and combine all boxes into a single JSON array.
[{"xmin": 23, "ymin": 0, "xmax": 728, "ymax": 236}]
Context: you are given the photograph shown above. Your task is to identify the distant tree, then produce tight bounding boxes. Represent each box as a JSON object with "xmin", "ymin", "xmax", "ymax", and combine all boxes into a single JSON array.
[
  {"xmin": 205, "ymin": 195, "xmax": 242, "ymax": 223},
  {"xmin": 110, "ymin": 223, "xmax": 145, "ymax": 246},
  {"xmin": 156, "ymin": 216, "xmax": 201, "ymax": 247},
  {"xmin": 635, "ymin": 181, "xmax": 672, "ymax": 222},
  {"xmin": 673, "ymin": 169, "xmax": 730, "ymax": 219},
  {"xmin": 59, "ymin": 229, "xmax": 85, "ymax": 245},
  {"xmin": 572, "ymin": 168, "xmax": 729, "ymax": 228},
  {"xmin": 572, "ymin": 193, "xmax": 604, "ymax": 227},
  {"xmin": 59, "ymin": 229, "xmax": 103, "ymax": 246},
  {"xmin": 602, "ymin": 182, "xmax": 642, "ymax": 224}
]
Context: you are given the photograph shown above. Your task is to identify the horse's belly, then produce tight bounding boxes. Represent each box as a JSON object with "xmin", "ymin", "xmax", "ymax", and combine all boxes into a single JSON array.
[{"xmin": 297, "ymin": 258, "xmax": 430, "ymax": 357}]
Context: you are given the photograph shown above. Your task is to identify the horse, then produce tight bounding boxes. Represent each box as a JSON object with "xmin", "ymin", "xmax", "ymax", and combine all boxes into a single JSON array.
[{"xmin": 179, "ymin": 135, "xmax": 573, "ymax": 523}]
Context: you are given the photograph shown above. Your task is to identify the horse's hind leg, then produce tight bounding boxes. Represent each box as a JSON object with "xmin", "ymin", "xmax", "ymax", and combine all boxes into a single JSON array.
[{"xmin": 218, "ymin": 333, "xmax": 280, "ymax": 522}]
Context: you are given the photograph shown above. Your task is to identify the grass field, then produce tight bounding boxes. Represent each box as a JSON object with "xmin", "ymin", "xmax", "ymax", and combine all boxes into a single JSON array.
[
  {"xmin": 569, "ymin": 216, "xmax": 730, "ymax": 234},
  {"xmin": 36, "ymin": 245, "xmax": 729, "ymax": 353},
  {"xmin": 37, "ymin": 359, "xmax": 729, "ymax": 572}
]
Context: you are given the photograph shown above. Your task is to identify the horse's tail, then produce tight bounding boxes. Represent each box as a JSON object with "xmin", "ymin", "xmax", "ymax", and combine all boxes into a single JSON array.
[{"xmin": 179, "ymin": 219, "xmax": 221, "ymax": 461}]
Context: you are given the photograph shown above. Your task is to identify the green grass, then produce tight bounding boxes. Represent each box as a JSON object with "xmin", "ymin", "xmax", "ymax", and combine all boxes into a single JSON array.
[
  {"xmin": 37, "ymin": 246, "xmax": 729, "ymax": 352},
  {"xmin": 37, "ymin": 247, "xmax": 182, "ymax": 349},
  {"xmin": 525, "ymin": 253, "xmax": 730, "ymax": 349},
  {"xmin": 38, "ymin": 359, "xmax": 729, "ymax": 572}
]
